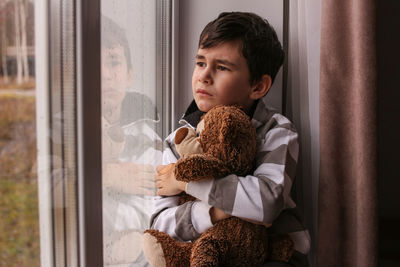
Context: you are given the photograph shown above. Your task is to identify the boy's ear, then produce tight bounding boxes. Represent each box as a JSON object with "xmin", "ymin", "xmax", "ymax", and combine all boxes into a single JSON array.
[{"xmin": 250, "ymin": 74, "xmax": 272, "ymax": 100}]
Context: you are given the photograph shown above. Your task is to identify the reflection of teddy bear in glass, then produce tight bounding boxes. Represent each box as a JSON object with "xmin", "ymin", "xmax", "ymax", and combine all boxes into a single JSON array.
[{"xmin": 143, "ymin": 105, "xmax": 294, "ymax": 267}]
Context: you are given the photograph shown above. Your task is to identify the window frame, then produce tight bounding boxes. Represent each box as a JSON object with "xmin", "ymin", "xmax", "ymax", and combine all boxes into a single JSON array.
[{"xmin": 76, "ymin": 0, "xmax": 103, "ymax": 265}]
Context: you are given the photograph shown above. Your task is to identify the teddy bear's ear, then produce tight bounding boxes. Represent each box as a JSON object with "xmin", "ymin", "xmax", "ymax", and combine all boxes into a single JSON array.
[
  {"xmin": 216, "ymin": 105, "xmax": 254, "ymax": 148},
  {"xmin": 218, "ymin": 112, "xmax": 237, "ymax": 144},
  {"xmin": 175, "ymin": 127, "xmax": 189, "ymax": 145}
]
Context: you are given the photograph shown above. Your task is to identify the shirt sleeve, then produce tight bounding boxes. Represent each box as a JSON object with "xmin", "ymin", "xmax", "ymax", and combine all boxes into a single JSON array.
[
  {"xmin": 186, "ymin": 114, "xmax": 299, "ymax": 224},
  {"xmin": 150, "ymin": 129, "xmax": 213, "ymax": 241}
]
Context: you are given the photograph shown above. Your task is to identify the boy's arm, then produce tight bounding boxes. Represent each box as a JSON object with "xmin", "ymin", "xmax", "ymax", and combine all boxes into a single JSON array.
[
  {"xmin": 186, "ymin": 115, "xmax": 299, "ymax": 225},
  {"xmin": 150, "ymin": 198, "xmax": 213, "ymax": 241},
  {"xmin": 150, "ymin": 128, "xmax": 213, "ymax": 241}
]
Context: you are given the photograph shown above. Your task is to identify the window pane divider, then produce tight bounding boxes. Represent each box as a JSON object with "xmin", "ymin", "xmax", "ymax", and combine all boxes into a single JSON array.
[{"xmin": 76, "ymin": 0, "xmax": 103, "ymax": 266}]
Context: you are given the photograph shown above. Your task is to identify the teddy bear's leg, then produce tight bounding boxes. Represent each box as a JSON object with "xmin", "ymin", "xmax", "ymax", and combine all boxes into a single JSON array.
[
  {"xmin": 190, "ymin": 231, "xmax": 229, "ymax": 267},
  {"xmin": 190, "ymin": 217, "xmax": 269, "ymax": 267},
  {"xmin": 143, "ymin": 230, "xmax": 192, "ymax": 267},
  {"xmin": 268, "ymin": 234, "xmax": 294, "ymax": 262}
]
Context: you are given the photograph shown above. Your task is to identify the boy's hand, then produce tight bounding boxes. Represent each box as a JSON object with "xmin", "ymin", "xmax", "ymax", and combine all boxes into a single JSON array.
[
  {"xmin": 103, "ymin": 163, "xmax": 156, "ymax": 195},
  {"xmin": 210, "ymin": 206, "xmax": 272, "ymax": 227},
  {"xmin": 210, "ymin": 206, "xmax": 231, "ymax": 224},
  {"xmin": 155, "ymin": 164, "xmax": 187, "ymax": 196}
]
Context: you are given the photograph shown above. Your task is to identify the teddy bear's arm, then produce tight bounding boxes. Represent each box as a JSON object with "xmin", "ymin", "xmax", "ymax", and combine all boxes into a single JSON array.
[
  {"xmin": 175, "ymin": 127, "xmax": 203, "ymax": 158},
  {"xmin": 175, "ymin": 153, "xmax": 230, "ymax": 182}
]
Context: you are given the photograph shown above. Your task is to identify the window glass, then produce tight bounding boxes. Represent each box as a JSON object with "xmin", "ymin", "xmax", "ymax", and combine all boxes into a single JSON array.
[
  {"xmin": 101, "ymin": 1, "xmax": 162, "ymax": 265},
  {"xmin": 0, "ymin": 0, "xmax": 39, "ymax": 264}
]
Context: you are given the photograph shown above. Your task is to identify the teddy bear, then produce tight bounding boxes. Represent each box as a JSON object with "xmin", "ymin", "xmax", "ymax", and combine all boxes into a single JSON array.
[{"xmin": 143, "ymin": 105, "xmax": 294, "ymax": 267}]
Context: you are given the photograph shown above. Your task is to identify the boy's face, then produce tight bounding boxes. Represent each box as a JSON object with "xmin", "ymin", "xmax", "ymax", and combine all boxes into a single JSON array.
[
  {"xmin": 192, "ymin": 40, "xmax": 257, "ymax": 113},
  {"xmin": 101, "ymin": 44, "xmax": 133, "ymax": 121},
  {"xmin": 102, "ymin": 44, "xmax": 133, "ymax": 109}
]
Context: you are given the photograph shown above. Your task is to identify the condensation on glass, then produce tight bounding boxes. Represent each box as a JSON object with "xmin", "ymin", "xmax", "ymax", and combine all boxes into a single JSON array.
[{"xmin": 101, "ymin": 1, "xmax": 169, "ymax": 265}]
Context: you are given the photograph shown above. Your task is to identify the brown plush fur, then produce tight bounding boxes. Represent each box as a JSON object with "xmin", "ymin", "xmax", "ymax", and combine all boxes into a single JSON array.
[
  {"xmin": 144, "ymin": 230, "xmax": 193, "ymax": 267},
  {"xmin": 174, "ymin": 105, "xmax": 257, "ymax": 183},
  {"xmin": 144, "ymin": 105, "xmax": 293, "ymax": 266},
  {"xmin": 190, "ymin": 217, "xmax": 270, "ymax": 267}
]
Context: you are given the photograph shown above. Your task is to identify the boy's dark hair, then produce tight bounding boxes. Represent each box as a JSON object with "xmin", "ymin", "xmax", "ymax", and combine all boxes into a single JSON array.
[
  {"xmin": 199, "ymin": 12, "xmax": 284, "ymax": 84},
  {"xmin": 101, "ymin": 15, "xmax": 132, "ymax": 71}
]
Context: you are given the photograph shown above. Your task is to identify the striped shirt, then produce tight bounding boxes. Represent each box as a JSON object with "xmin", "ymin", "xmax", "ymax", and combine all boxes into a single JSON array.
[{"xmin": 150, "ymin": 99, "xmax": 311, "ymax": 266}]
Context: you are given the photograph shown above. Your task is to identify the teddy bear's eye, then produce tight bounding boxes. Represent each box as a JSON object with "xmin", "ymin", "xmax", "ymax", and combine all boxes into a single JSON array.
[{"xmin": 196, "ymin": 132, "xmax": 200, "ymax": 137}]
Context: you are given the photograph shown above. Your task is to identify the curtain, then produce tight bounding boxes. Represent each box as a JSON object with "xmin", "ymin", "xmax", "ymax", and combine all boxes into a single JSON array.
[{"xmin": 318, "ymin": 0, "xmax": 377, "ymax": 266}]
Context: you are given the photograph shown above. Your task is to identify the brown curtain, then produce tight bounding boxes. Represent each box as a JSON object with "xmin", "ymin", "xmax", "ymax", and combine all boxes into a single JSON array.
[{"xmin": 318, "ymin": 0, "xmax": 378, "ymax": 266}]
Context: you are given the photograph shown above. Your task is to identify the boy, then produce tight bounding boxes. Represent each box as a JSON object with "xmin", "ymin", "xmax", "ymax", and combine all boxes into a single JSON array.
[{"xmin": 151, "ymin": 12, "xmax": 310, "ymax": 266}]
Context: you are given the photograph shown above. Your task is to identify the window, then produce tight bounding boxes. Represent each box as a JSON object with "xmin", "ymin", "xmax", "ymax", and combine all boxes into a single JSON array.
[
  {"xmin": 35, "ymin": 0, "xmax": 173, "ymax": 265},
  {"xmin": 101, "ymin": 1, "xmax": 172, "ymax": 265},
  {"xmin": 0, "ymin": 0, "xmax": 39, "ymax": 265}
]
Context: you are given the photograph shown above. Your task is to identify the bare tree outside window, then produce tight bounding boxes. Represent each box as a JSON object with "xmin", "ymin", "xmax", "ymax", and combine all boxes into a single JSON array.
[{"xmin": 0, "ymin": 0, "xmax": 38, "ymax": 265}]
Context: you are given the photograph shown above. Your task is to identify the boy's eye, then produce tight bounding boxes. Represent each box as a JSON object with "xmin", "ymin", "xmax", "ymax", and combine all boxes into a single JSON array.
[
  {"xmin": 217, "ymin": 65, "xmax": 230, "ymax": 71},
  {"xmin": 196, "ymin": 61, "xmax": 206, "ymax": 67},
  {"xmin": 106, "ymin": 60, "xmax": 122, "ymax": 68},
  {"xmin": 111, "ymin": 60, "xmax": 122, "ymax": 67}
]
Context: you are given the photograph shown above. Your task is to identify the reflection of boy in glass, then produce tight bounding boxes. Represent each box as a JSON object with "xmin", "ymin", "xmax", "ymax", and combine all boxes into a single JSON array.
[
  {"xmin": 101, "ymin": 15, "xmax": 161, "ymax": 266},
  {"xmin": 101, "ymin": 16, "xmax": 161, "ymax": 165}
]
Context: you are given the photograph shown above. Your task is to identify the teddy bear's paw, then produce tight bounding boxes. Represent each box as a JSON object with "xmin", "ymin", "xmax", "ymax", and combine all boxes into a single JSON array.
[
  {"xmin": 142, "ymin": 232, "xmax": 167, "ymax": 267},
  {"xmin": 175, "ymin": 154, "xmax": 229, "ymax": 182}
]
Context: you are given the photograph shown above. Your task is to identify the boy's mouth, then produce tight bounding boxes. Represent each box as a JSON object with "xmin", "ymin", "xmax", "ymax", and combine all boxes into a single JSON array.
[{"xmin": 196, "ymin": 89, "xmax": 212, "ymax": 97}]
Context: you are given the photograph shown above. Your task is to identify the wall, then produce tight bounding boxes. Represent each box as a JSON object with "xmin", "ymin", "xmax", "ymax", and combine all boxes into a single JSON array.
[{"xmin": 286, "ymin": 1, "xmax": 320, "ymax": 266}]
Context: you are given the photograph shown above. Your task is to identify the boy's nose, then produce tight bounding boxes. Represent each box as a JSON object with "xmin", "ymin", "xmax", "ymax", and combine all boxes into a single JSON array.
[
  {"xmin": 198, "ymin": 68, "xmax": 212, "ymax": 84},
  {"xmin": 102, "ymin": 64, "xmax": 112, "ymax": 80}
]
